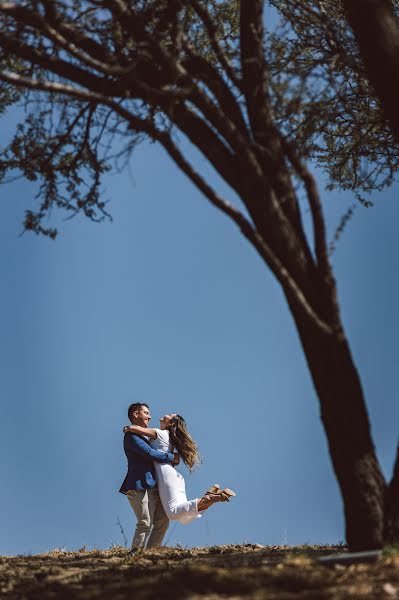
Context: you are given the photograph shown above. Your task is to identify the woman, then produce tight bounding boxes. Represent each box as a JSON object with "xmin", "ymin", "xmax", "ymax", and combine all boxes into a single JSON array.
[{"xmin": 123, "ymin": 413, "xmax": 235, "ymax": 524}]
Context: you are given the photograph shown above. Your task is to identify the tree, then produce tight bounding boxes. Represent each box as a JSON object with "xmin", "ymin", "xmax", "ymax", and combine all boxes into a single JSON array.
[{"xmin": 0, "ymin": 0, "xmax": 398, "ymax": 550}]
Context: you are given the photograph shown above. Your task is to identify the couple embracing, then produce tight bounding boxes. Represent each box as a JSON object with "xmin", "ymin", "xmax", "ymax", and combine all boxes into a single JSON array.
[{"xmin": 119, "ymin": 402, "xmax": 236, "ymax": 550}]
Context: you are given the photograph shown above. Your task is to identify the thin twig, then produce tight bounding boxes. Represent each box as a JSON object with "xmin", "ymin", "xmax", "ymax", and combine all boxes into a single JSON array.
[{"xmin": 115, "ymin": 516, "xmax": 128, "ymax": 548}]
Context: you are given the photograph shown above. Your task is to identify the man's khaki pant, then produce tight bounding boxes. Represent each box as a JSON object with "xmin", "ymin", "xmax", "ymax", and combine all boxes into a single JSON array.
[{"xmin": 126, "ymin": 488, "xmax": 169, "ymax": 549}]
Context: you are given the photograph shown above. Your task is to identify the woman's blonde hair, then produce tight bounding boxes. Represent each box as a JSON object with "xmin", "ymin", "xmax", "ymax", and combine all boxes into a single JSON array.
[{"xmin": 168, "ymin": 415, "xmax": 201, "ymax": 472}]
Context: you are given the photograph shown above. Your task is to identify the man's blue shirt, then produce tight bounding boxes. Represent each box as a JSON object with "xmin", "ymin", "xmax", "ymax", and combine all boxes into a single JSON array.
[{"xmin": 119, "ymin": 432, "xmax": 174, "ymax": 493}]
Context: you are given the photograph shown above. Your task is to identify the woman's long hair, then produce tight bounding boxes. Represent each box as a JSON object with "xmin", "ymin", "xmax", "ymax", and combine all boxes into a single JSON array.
[{"xmin": 168, "ymin": 415, "xmax": 201, "ymax": 472}]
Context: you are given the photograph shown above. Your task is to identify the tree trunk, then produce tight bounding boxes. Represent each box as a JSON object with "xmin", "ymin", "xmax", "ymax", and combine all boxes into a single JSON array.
[
  {"xmin": 343, "ymin": 0, "xmax": 399, "ymax": 140},
  {"xmin": 384, "ymin": 444, "xmax": 399, "ymax": 543},
  {"xmin": 284, "ymin": 282, "xmax": 387, "ymax": 550}
]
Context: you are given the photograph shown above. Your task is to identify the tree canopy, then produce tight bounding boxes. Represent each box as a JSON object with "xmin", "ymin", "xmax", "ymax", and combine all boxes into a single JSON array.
[{"xmin": 1, "ymin": 0, "xmax": 398, "ymax": 238}]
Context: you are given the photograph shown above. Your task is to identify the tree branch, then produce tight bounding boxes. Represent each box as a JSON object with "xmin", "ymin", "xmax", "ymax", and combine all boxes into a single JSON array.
[
  {"xmin": 0, "ymin": 68, "xmax": 118, "ymax": 108},
  {"xmin": 0, "ymin": 3, "xmax": 134, "ymax": 77},
  {"xmin": 103, "ymin": 0, "xmax": 185, "ymax": 80},
  {"xmin": 186, "ymin": 83, "xmax": 263, "ymax": 179},
  {"xmin": 0, "ymin": 31, "xmax": 112, "ymax": 95},
  {"xmin": 0, "ymin": 29, "xmax": 192, "ymax": 108},
  {"xmin": 42, "ymin": 102, "xmax": 91, "ymax": 169},
  {"xmin": 0, "ymin": 3, "xmax": 124, "ymax": 70},
  {"xmin": 281, "ymin": 137, "xmax": 331, "ymax": 277},
  {"xmin": 183, "ymin": 48, "xmax": 248, "ymax": 136},
  {"xmin": 239, "ymin": 0, "xmax": 270, "ymax": 142},
  {"xmin": 187, "ymin": 0, "xmax": 242, "ymax": 90},
  {"xmin": 166, "ymin": 100, "xmax": 245, "ymax": 197},
  {"xmin": 238, "ymin": 0, "xmax": 312, "ymax": 264}
]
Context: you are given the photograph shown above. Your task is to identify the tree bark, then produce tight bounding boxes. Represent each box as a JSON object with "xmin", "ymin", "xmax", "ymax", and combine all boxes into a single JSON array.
[
  {"xmin": 284, "ymin": 279, "xmax": 387, "ymax": 550},
  {"xmin": 384, "ymin": 443, "xmax": 399, "ymax": 543},
  {"xmin": 343, "ymin": 0, "xmax": 399, "ymax": 140}
]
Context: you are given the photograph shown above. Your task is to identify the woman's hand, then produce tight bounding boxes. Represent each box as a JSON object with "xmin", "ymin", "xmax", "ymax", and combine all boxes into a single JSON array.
[{"xmin": 123, "ymin": 425, "xmax": 133, "ymax": 433}]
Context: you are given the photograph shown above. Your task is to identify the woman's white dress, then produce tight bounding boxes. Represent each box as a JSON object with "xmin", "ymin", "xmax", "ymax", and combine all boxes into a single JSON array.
[{"xmin": 150, "ymin": 428, "xmax": 202, "ymax": 524}]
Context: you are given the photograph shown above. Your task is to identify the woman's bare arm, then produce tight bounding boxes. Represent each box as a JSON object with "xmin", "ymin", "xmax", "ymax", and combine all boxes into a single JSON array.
[{"xmin": 123, "ymin": 425, "xmax": 158, "ymax": 440}]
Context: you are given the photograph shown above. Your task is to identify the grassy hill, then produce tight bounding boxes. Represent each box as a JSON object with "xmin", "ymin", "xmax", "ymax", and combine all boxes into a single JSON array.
[{"xmin": 1, "ymin": 544, "xmax": 398, "ymax": 599}]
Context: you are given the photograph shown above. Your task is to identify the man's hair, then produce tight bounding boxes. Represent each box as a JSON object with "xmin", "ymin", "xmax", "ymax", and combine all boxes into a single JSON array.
[{"xmin": 128, "ymin": 402, "xmax": 149, "ymax": 423}]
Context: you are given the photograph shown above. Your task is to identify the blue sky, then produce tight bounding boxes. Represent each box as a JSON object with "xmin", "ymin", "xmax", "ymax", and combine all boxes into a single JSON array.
[{"xmin": 1, "ymin": 101, "xmax": 398, "ymax": 555}]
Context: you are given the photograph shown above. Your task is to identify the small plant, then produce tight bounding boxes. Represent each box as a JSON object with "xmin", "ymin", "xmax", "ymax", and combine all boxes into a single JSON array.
[{"xmin": 382, "ymin": 544, "xmax": 399, "ymax": 558}]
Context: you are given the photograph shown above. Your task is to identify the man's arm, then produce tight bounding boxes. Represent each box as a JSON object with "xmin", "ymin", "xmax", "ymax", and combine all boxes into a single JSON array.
[{"xmin": 128, "ymin": 434, "xmax": 178, "ymax": 464}]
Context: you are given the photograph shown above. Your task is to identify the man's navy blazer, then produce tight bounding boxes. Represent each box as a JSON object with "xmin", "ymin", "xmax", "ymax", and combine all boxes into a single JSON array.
[{"xmin": 119, "ymin": 432, "xmax": 174, "ymax": 493}]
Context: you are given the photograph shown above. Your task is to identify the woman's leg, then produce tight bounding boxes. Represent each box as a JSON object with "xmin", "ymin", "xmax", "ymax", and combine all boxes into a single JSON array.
[{"xmin": 157, "ymin": 465, "xmax": 201, "ymax": 524}]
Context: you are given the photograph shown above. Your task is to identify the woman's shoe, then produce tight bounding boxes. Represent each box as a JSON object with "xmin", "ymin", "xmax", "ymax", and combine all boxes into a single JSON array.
[
  {"xmin": 203, "ymin": 487, "xmax": 236, "ymax": 503},
  {"xmin": 206, "ymin": 484, "xmax": 221, "ymax": 495},
  {"xmin": 218, "ymin": 488, "xmax": 236, "ymax": 502},
  {"xmin": 197, "ymin": 493, "xmax": 223, "ymax": 510},
  {"xmin": 197, "ymin": 487, "xmax": 236, "ymax": 511}
]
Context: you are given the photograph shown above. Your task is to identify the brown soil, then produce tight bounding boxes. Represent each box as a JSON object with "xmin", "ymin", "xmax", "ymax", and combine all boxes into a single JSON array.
[{"xmin": 1, "ymin": 544, "xmax": 398, "ymax": 599}]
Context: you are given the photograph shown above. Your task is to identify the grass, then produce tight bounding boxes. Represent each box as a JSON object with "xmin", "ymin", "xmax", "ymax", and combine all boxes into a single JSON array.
[{"xmin": 1, "ymin": 543, "xmax": 398, "ymax": 598}]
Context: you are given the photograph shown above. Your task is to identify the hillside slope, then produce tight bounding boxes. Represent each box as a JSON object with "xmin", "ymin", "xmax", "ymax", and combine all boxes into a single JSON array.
[{"xmin": 1, "ymin": 544, "xmax": 398, "ymax": 599}]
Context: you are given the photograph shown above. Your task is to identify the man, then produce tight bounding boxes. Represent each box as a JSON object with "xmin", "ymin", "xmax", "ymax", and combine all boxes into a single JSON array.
[{"xmin": 119, "ymin": 402, "xmax": 179, "ymax": 550}]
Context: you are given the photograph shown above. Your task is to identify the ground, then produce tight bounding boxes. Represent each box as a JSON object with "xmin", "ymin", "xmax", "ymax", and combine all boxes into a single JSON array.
[{"xmin": 1, "ymin": 544, "xmax": 399, "ymax": 599}]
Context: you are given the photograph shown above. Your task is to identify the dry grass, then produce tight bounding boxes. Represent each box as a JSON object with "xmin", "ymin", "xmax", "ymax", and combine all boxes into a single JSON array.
[{"xmin": 1, "ymin": 544, "xmax": 399, "ymax": 599}]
